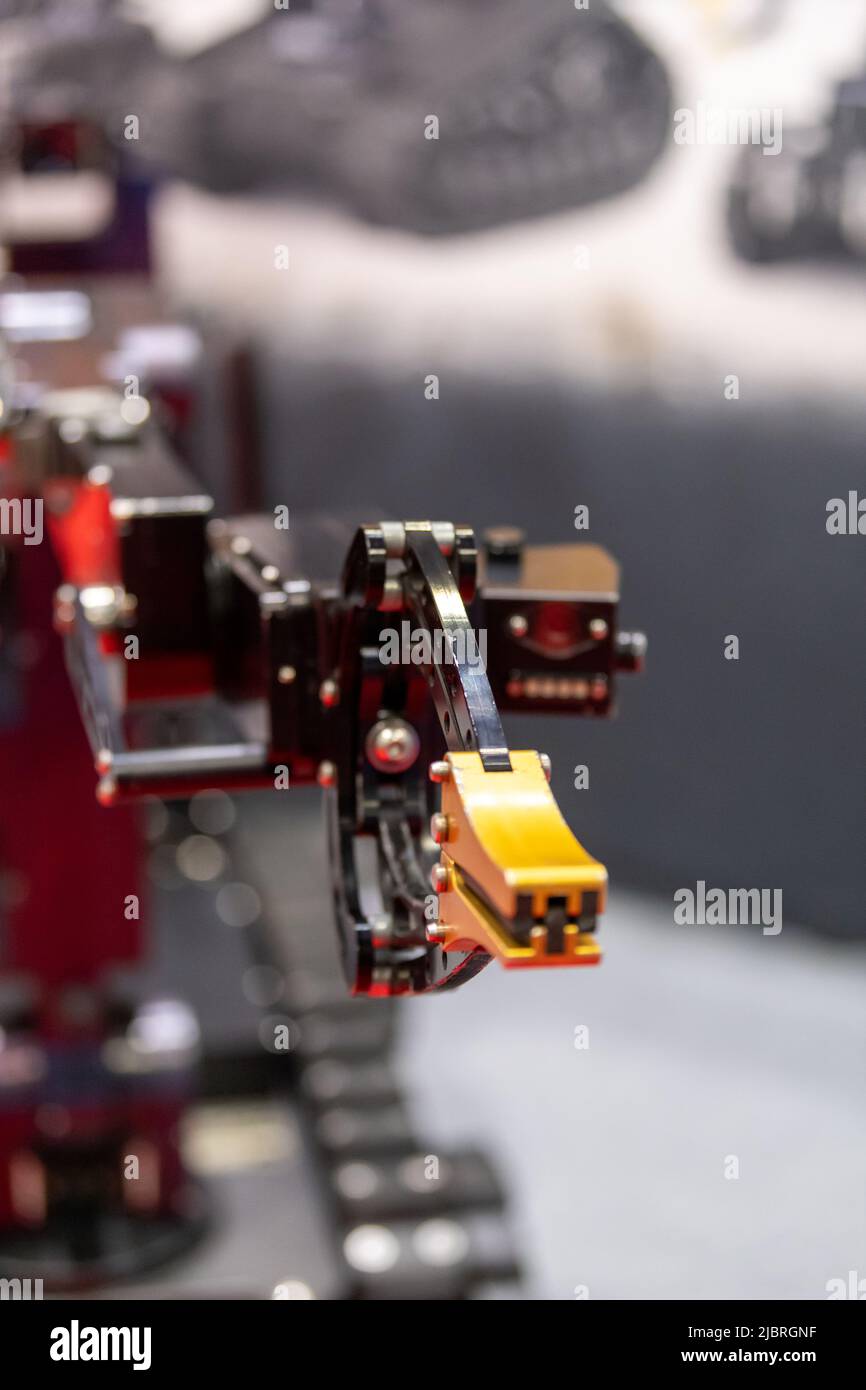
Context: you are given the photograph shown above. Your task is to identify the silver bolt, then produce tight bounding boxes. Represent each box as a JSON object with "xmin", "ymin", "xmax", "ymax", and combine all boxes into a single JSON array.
[
  {"xmin": 539, "ymin": 753, "xmax": 552, "ymax": 781},
  {"xmin": 365, "ymin": 718, "xmax": 420, "ymax": 774},
  {"xmin": 429, "ymin": 760, "xmax": 451, "ymax": 784},
  {"xmin": 430, "ymin": 864, "xmax": 450, "ymax": 894},
  {"xmin": 508, "ymin": 613, "xmax": 529, "ymax": 639},
  {"xmin": 589, "ymin": 617, "xmax": 609, "ymax": 641},
  {"xmin": 96, "ymin": 775, "xmax": 117, "ymax": 806},
  {"xmin": 430, "ymin": 813, "xmax": 450, "ymax": 845},
  {"xmin": 319, "ymin": 678, "xmax": 340, "ymax": 709},
  {"xmin": 615, "ymin": 631, "xmax": 648, "ymax": 669},
  {"xmin": 261, "ymin": 564, "xmax": 281, "ymax": 584},
  {"xmin": 317, "ymin": 761, "xmax": 337, "ymax": 788},
  {"xmin": 277, "ymin": 665, "xmax": 296, "ymax": 685}
]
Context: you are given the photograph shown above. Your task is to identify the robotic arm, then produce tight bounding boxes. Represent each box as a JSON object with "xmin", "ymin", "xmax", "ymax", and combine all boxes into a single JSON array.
[{"xmin": 18, "ymin": 390, "xmax": 644, "ymax": 998}]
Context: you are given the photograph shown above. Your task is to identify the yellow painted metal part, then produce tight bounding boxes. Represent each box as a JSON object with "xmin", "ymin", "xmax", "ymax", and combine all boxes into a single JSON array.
[{"xmin": 435, "ymin": 750, "xmax": 606, "ymax": 968}]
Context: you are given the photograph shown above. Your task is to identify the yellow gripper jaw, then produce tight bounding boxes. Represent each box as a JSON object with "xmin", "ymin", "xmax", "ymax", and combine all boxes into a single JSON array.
[{"xmin": 429, "ymin": 750, "xmax": 606, "ymax": 969}]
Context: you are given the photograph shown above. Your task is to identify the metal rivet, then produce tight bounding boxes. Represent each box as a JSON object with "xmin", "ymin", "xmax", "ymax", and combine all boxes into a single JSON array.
[
  {"xmin": 317, "ymin": 761, "xmax": 337, "ymax": 788},
  {"xmin": 319, "ymin": 678, "xmax": 340, "ymax": 709},
  {"xmin": 430, "ymin": 864, "xmax": 450, "ymax": 894},
  {"xmin": 96, "ymin": 775, "xmax": 117, "ymax": 806},
  {"xmin": 365, "ymin": 717, "xmax": 420, "ymax": 774}
]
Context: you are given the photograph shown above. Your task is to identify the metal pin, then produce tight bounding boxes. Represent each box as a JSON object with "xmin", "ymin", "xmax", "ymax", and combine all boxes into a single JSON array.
[
  {"xmin": 319, "ymin": 678, "xmax": 340, "ymax": 709},
  {"xmin": 96, "ymin": 775, "xmax": 117, "ymax": 806},
  {"xmin": 430, "ymin": 864, "xmax": 450, "ymax": 894},
  {"xmin": 317, "ymin": 761, "xmax": 337, "ymax": 788}
]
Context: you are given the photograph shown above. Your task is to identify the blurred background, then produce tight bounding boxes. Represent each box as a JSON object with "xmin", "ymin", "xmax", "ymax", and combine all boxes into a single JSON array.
[{"xmin": 1, "ymin": 0, "xmax": 864, "ymax": 1299}]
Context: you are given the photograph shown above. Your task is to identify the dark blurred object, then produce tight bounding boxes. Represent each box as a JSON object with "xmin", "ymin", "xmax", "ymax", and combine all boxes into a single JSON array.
[
  {"xmin": 3, "ymin": 0, "xmax": 671, "ymax": 234},
  {"xmin": 728, "ymin": 73, "xmax": 866, "ymax": 263},
  {"xmin": 5, "ymin": 119, "xmax": 153, "ymax": 275}
]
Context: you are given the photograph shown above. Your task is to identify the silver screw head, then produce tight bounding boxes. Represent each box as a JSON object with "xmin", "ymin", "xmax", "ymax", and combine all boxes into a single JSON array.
[
  {"xmin": 317, "ymin": 760, "xmax": 337, "ymax": 788},
  {"xmin": 319, "ymin": 678, "xmax": 340, "ymax": 708},
  {"xmin": 430, "ymin": 864, "xmax": 450, "ymax": 894},
  {"xmin": 508, "ymin": 613, "xmax": 529, "ymax": 639},
  {"xmin": 365, "ymin": 718, "xmax": 420, "ymax": 774},
  {"xmin": 429, "ymin": 760, "xmax": 451, "ymax": 784}
]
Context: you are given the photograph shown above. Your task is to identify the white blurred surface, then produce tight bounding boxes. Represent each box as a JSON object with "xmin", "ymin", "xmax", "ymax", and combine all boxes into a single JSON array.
[{"xmin": 153, "ymin": 0, "xmax": 866, "ymax": 398}]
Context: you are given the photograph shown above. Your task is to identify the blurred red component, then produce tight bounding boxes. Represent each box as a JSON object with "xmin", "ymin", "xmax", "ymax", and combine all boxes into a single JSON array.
[
  {"xmin": 532, "ymin": 601, "xmax": 580, "ymax": 654},
  {"xmin": 44, "ymin": 479, "xmax": 121, "ymax": 589},
  {"xmin": 0, "ymin": 543, "xmax": 141, "ymax": 987}
]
